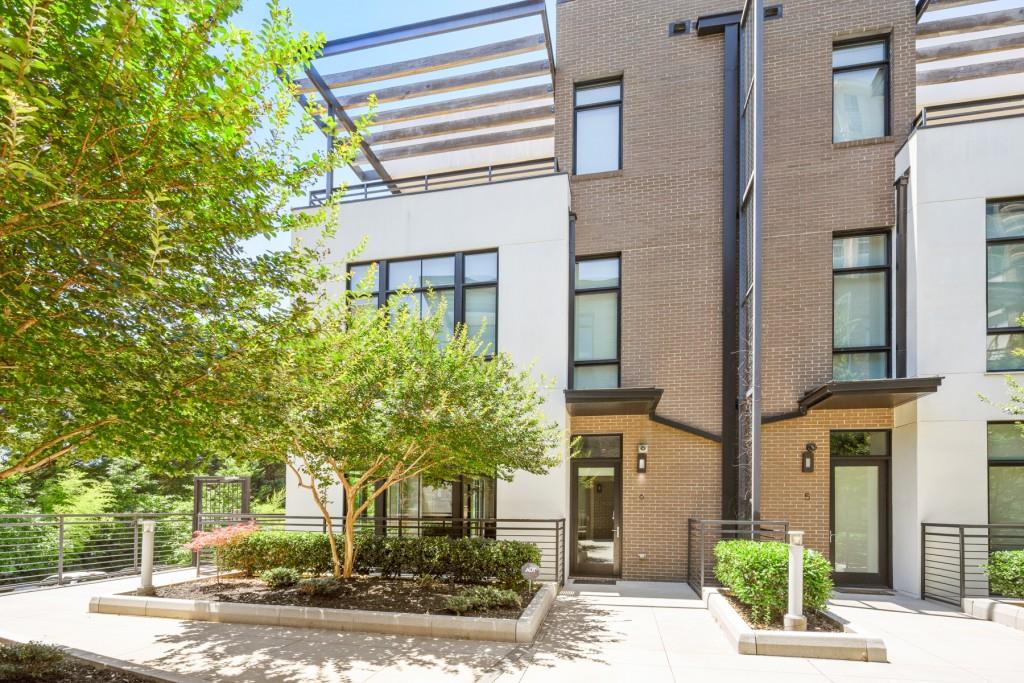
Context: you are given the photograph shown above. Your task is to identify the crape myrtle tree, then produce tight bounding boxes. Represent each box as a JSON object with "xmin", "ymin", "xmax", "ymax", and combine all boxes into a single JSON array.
[
  {"xmin": 242, "ymin": 288, "xmax": 562, "ymax": 578},
  {"xmin": 0, "ymin": 0, "xmax": 367, "ymax": 479}
]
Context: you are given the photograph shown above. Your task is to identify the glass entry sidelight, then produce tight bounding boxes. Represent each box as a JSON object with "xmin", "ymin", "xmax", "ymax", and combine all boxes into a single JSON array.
[
  {"xmin": 830, "ymin": 430, "xmax": 891, "ymax": 586},
  {"xmin": 571, "ymin": 435, "xmax": 622, "ymax": 577}
]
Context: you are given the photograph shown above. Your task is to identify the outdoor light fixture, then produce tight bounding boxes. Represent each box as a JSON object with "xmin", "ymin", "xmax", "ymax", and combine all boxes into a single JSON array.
[
  {"xmin": 637, "ymin": 443, "xmax": 649, "ymax": 473},
  {"xmin": 801, "ymin": 442, "xmax": 816, "ymax": 473}
]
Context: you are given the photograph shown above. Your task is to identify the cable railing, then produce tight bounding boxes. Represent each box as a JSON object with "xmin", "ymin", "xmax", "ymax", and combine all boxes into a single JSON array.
[
  {"xmin": 921, "ymin": 522, "xmax": 1024, "ymax": 605},
  {"xmin": 306, "ymin": 157, "xmax": 559, "ymax": 206},
  {"xmin": 687, "ymin": 518, "xmax": 790, "ymax": 595},
  {"xmin": 0, "ymin": 513, "xmax": 193, "ymax": 593},
  {"xmin": 197, "ymin": 513, "xmax": 566, "ymax": 584},
  {"xmin": 915, "ymin": 94, "xmax": 1024, "ymax": 130}
]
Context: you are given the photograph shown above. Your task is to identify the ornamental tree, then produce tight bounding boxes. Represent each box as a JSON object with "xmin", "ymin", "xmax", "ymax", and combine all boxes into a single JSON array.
[
  {"xmin": 0, "ymin": 0, "xmax": 365, "ymax": 479},
  {"xmin": 238, "ymin": 290, "xmax": 562, "ymax": 578}
]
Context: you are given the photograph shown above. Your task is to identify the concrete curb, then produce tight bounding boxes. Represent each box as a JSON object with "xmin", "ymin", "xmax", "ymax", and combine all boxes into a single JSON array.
[
  {"xmin": 963, "ymin": 597, "xmax": 1024, "ymax": 631},
  {"xmin": 91, "ymin": 582, "xmax": 558, "ymax": 643},
  {"xmin": 702, "ymin": 588, "xmax": 887, "ymax": 662},
  {"xmin": 0, "ymin": 631, "xmax": 205, "ymax": 683}
]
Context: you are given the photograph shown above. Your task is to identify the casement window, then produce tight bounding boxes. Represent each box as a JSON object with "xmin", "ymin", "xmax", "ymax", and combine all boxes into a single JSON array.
[
  {"xmin": 987, "ymin": 423, "xmax": 1024, "ymax": 527},
  {"xmin": 574, "ymin": 256, "xmax": 620, "ymax": 389},
  {"xmin": 348, "ymin": 250, "xmax": 497, "ymax": 353},
  {"xmin": 832, "ymin": 38, "xmax": 889, "ymax": 142},
  {"xmin": 833, "ymin": 233, "xmax": 891, "ymax": 380},
  {"xmin": 986, "ymin": 199, "xmax": 1024, "ymax": 371},
  {"xmin": 574, "ymin": 80, "xmax": 622, "ymax": 175}
]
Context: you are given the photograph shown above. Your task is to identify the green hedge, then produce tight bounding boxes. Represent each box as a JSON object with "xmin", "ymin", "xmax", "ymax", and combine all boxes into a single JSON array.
[
  {"xmin": 984, "ymin": 550, "xmax": 1024, "ymax": 598},
  {"xmin": 713, "ymin": 540, "xmax": 834, "ymax": 625},
  {"xmin": 219, "ymin": 530, "xmax": 541, "ymax": 587}
]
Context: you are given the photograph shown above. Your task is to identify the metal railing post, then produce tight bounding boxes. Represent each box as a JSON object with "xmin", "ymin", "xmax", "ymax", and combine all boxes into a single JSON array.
[
  {"xmin": 56, "ymin": 515, "xmax": 64, "ymax": 585},
  {"xmin": 920, "ymin": 523, "xmax": 926, "ymax": 599},
  {"xmin": 959, "ymin": 525, "xmax": 966, "ymax": 602},
  {"xmin": 132, "ymin": 515, "xmax": 140, "ymax": 573}
]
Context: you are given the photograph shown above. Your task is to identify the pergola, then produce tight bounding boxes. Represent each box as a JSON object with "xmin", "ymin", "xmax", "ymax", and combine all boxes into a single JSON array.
[{"xmin": 295, "ymin": 0, "xmax": 556, "ymax": 196}]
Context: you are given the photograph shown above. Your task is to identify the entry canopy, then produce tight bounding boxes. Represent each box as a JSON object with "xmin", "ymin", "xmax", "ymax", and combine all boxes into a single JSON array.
[
  {"xmin": 798, "ymin": 376, "xmax": 943, "ymax": 412},
  {"xmin": 295, "ymin": 0, "xmax": 555, "ymax": 186},
  {"xmin": 564, "ymin": 388, "xmax": 664, "ymax": 417}
]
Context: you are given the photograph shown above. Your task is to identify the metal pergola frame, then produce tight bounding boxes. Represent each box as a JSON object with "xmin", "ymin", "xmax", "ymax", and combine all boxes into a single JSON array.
[{"xmin": 296, "ymin": 0, "xmax": 556, "ymax": 194}]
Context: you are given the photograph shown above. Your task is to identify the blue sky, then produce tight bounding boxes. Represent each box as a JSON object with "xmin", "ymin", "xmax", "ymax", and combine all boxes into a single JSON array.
[{"xmin": 236, "ymin": 0, "xmax": 557, "ymax": 254}]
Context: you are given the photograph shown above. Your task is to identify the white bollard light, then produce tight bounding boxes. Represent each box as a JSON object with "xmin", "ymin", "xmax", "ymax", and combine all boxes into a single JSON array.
[
  {"xmin": 784, "ymin": 530, "xmax": 807, "ymax": 631},
  {"xmin": 137, "ymin": 519, "xmax": 156, "ymax": 596}
]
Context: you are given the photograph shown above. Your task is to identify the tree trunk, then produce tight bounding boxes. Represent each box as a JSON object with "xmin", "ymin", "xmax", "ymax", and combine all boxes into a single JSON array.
[
  {"xmin": 324, "ymin": 514, "xmax": 343, "ymax": 579},
  {"xmin": 343, "ymin": 493, "xmax": 358, "ymax": 578}
]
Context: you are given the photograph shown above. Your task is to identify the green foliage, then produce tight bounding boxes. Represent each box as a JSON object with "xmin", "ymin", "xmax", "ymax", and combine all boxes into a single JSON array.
[
  {"xmin": 713, "ymin": 540, "xmax": 834, "ymax": 625},
  {"xmin": 218, "ymin": 530, "xmax": 334, "ymax": 576},
  {"xmin": 0, "ymin": 0, "xmax": 367, "ymax": 480},
  {"xmin": 444, "ymin": 586, "xmax": 522, "ymax": 615},
  {"xmin": 0, "ymin": 642, "xmax": 65, "ymax": 682},
  {"xmin": 260, "ymin": 566, "xmax": 301, "ymax": 589},
  {"xmin": 296, "ymin": 576, "xmax": 343, "ymax": 597},
  {"xmin": 983, "ymin": 550, "xmax": 1024, "ymax": 598}
]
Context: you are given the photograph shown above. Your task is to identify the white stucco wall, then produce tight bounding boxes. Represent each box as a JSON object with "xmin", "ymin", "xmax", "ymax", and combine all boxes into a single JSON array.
[
  {"xmin": 892, "ymin": 116, "xmax": 1024, "ymax": 595},
  {"xmin": 284, "ymin": 174, "xmax": 571, "ymax": 529}
]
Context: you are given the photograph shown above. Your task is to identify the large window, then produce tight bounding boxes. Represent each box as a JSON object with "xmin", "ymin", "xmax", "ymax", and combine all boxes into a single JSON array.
[
  {"xmin": 833, "ymin": 233, "xmax": 890, "ymax": 380},
  {"xmin": 574, "ymin": 256, "xmax": 620, "ymax": 389},
  {"xmin": 988, "ymin": 423, "xmax": 1024, "ymax": 528},
  {"xmin": 348, "ymin": 250, "xmax": 498, "ymax": 353},
  {"xmin": 574, "ymin": 80, "xmax": 622, "ymax": 175},
  {"xmin": 986, "ymin": 199, "xmax": 1024, "ymax": 371},
  {"xmin": 833, "ymin": 38, "xmax": 889, "ymax": 143}
]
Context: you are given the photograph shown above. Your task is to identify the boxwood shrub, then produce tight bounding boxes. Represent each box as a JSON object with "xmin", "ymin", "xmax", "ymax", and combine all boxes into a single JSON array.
[
  {"xmin": 713, "ymin": 539, "xmax": 834, "ymax": 625},
  {"xmin": 219, "ymin": 530, "xmax": 541, "ymax": 587},
  {"xmin": 983, "ymin": 549, "xmax": 1024, "ymax": 598}
]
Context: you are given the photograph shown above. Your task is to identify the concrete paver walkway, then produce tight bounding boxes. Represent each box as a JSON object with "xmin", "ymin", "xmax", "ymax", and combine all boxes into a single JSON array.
[{"xmin": 2, "ymin": 572, "xmax": 1023, "ymax": 682}]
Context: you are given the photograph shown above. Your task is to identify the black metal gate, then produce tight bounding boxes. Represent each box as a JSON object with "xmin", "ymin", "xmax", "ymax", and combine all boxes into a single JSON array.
[{"xmin": 192, "ymin": 476, "xmax": 251, "ymax": 533}]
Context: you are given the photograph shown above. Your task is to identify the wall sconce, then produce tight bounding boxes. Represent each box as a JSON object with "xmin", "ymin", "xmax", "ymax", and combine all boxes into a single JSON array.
[
  {"xmin": 801, "ymin": 442, "xmax": 816, "ymax": 473},
  {"xmin": 637, "ymin": 443, "xmax": 649, "ymax": 473}
]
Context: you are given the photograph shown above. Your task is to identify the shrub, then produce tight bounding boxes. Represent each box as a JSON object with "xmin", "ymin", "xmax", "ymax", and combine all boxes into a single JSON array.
[
  {"xmin": 260, "ymin": 567, "xmax": 301, "ymax": 589},
  {"xmin": 183, "ymin": 522, "xmax": 259, "ymax": 573},
  {"xmin": 0, "ymin": 642, "xmax": 66, "ymax": 682},
  {"xmin": 219, "ymin": 531, "xmax": 334, "ymax": 576},
  {"xmin": 444, "ymin": 586, "xmax": 522, "ymax": 615},
  {"xmin": 983, "ymin": 550, "xmax": 1024, "ymax": 598},
  {"xmin": 297, "ymin": 577, "xmax": 344, "ymax": 596},
  {"xmin": 713, "ymin": 540, "xmax": 833, "ymax": 625}
]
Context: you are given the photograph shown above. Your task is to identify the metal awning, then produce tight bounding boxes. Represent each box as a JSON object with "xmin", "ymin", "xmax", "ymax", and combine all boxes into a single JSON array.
[
  {"xmin": 798, "ymin": 376, "xmax": 943, "ymax": 412},
  {"xmin": 564, "ymin": 388, "xmax": 664, "ymax": 417},
  {"xmin": 295, "ymin": 0, "xmax": 555, "ymax": 189}
]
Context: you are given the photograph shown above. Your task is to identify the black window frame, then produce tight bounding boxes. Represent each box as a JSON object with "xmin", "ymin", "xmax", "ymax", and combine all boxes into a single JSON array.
[
  {"xmin": 832, "ymin": 230, "xmax": 892, "ymax": 380},
  {"xmin": 346, "ymin": 249, "xmax": 499, "ymax": 355},
  {"xmin": 985, "ymin": 197, "xmax": 1024, "ymax": 372},
  {"xmin": 573, "ymin": 254, "xmax": 621, "ymax": 389},
  {"xmin": 573, "ymin": 78, "xmax": 623, "ymax": 175},
  {"xmin": 831, "ymin": 36, "xmax": 891, "ymax": 143},
  {"xmin": 986, "ymin": 421, "xmax": 1024, "ymax": 529}
]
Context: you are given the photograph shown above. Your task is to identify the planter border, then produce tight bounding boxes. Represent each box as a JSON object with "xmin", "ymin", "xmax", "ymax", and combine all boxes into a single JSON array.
[
  {"xmin": 0, "ymin": 631, "xmax": 204, "ymax": 683},
  {"xmin": 702, "ymin": 588, "xmax": 887, "ymax": 662},
  {"xmin": 90, "ymin": 581, "xmax": 557, "ymax": 643},
  {"xmin": 962, "ymin": 597, "xmax": 1024, "ymax": 631}
]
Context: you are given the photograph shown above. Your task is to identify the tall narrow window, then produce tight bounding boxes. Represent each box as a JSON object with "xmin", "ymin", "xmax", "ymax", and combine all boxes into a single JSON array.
[
  {"xmin": 574, "ymin": 256, "xmax": 620, "ymax": 389},
  {"xmin": 833, "ymin": 38, "xmax": 889, "ymax": 142},
  {"xmin": 574, "ymin": 80, "xmax": 622, "ymax": 175},
  {"xmin": 987, "ymin": 424, "xmax": 1024, "ymax": 530},
  {"xmin": 986, "ymin": 198, "xmax": 1024, "ymax": 371},
  {"xmin": 833, "ymin": 233, "xmax": 890, "ymax": 380}
]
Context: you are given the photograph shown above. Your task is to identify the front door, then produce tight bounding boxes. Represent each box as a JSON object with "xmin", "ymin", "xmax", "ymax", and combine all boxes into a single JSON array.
[
  {"xmin": 830, "ymin": 430, "xmax": 891, "ymax": 587},
  {"xmin": 570, "ymin": 435, "xmax": 622, "ymax": 577}
]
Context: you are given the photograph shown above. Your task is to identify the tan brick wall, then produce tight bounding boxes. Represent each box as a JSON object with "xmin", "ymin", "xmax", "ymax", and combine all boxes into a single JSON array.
[{"xmin": 556, "ymin": 0, "xmax": 914, "ymax": 578}]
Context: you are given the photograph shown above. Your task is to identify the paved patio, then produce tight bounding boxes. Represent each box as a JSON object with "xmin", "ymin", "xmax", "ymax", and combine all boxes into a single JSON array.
[{"xmin": 1, "ymin": 572, "xmax": 1022, "ymax": 682}]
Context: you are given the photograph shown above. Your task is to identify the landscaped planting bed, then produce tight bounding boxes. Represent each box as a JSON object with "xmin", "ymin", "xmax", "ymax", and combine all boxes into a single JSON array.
[
  {"xmin": 152, "ymin": 575, "xmax": 538, "ymax": 618},
  {"xmin": 0, "ymin": 642, "xmax": 161, "ymax": 683},
  {"xmin": 721, "ymin": 593, "xmax": 842, "ymax": 633}
]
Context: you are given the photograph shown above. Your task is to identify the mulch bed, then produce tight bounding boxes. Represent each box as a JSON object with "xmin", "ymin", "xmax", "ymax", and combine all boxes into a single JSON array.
[
  {"xmin": 152, "ymin": 576, "xmax": 538, "ymax": 619},
  {"xmin": 723, "ymin": 593, "xmax": 844, "ymax": 633},
  {"xmin": 4, "ymin": 659, "xmax": 155, "ymax": 683}
]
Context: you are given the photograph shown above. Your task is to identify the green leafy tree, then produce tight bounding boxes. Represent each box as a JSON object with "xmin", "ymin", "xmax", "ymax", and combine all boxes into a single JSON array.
[
  {"xmin": 237, "ymin": 291, "xmax": 562, "ymax": 578},
  {"xmin": 0, "ymin": 0, "xmax": 365, "ymax": 479}
]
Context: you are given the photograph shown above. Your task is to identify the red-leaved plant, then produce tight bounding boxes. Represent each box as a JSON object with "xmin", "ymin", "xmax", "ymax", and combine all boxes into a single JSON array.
[{"xmin": 184, "ymin": 522, "xmax": 257, "ymax": 581}]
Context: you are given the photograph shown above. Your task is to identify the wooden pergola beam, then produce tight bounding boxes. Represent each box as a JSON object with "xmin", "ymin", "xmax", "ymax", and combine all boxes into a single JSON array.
[
  {"xmin": 294, "ymin": 35, "xmax": 546, "ymax": 94},
  {"xmin": 918, "ymin": 31, "xmax": 1024, "ymax": 62},
  {"xmin": 336, "ymin": 60, "xmax": 550, "ymax": 109},
  {"xmin": 362, "ymin": 125, "xmax": 554, "ymax": 162},
  {"xmin": 369, "ymin": 106, "xmax": 553, "ymax": 145},
  {"xmin": 918, "ymin": 56, "xmax": 1024, "ymax": 85},
  {"xmin": 369, "ymin": 84, "xmax": 553, "ymax": 126},
  {"xmin": 917, "ymin": 7, "xmax": 1024, "ymax": 37}
]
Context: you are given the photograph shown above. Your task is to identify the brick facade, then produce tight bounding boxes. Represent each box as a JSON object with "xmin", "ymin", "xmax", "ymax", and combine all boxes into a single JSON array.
[{"xmin": 557, "ymin": 1, "xmax": 914, "ymax": 580}]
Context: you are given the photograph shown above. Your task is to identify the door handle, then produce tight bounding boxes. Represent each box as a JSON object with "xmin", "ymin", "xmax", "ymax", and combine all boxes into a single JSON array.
[{"xmin": 614, "ymin": 525, "xmax": 620, "ymax": 539}]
